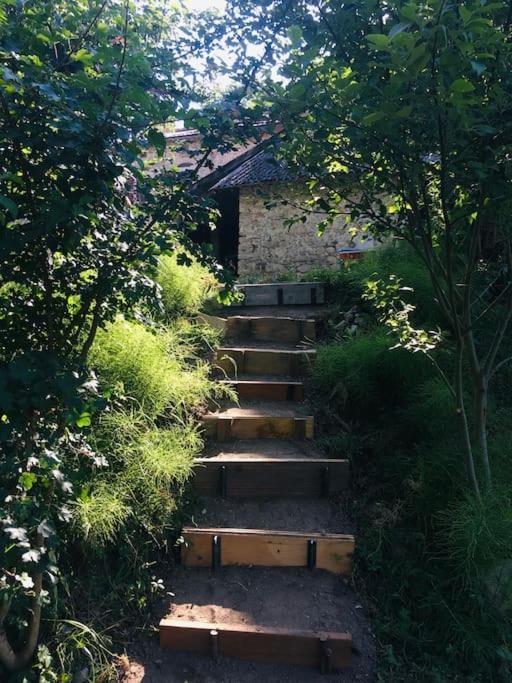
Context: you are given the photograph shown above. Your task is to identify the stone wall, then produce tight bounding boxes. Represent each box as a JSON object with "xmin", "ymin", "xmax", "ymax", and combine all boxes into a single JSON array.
[{"xmin": 237, "ymin": 182, "xmax": 375, "ymax": 276}]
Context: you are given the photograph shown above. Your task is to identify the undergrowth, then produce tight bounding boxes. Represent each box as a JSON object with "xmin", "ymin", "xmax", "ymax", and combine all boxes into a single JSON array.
[
  {"xmin": 311, "ymin": 244, "xmax": 512, "ymax": 681},
  {"xmin": 35, "ymin": 260, "xmax": 228, "ymax": 680},
  {"xmin": 156, "ymin": 252, "xmax": 219, "ymax": 318}
]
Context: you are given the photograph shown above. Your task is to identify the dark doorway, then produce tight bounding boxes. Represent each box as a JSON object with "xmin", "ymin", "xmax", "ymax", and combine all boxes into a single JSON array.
[{"xmin": 213, "ymin": 188, "xmax": 240, "ymax": 274}]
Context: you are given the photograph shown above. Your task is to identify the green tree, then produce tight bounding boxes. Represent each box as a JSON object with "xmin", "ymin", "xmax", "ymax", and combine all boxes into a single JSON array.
[
  {"xmin": 227, "ymin": 0, "xmax": 512, "ymax": 500},
  {"xmin": 0, "ymin": 0, "xmax": 217, "ymax": 670}
]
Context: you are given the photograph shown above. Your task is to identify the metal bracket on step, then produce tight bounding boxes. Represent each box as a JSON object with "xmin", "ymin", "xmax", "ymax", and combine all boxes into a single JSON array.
[
  {"xmin": 212, "ymin": 534, "xmax": 222, "ymax": 571},
  {"xmin": 321, "ymin": 465, "xmax": 330, "ymax": 497},
  {"xmin": 277, "ymin": 287, "xmax": 284, "ymax": 305},
  {"xmin": 219, "ymin": 465, "xmax": 228, "ymax": 498},
  {"xmin": 319, "ymin": 637, "xmax": 332, "ymax": 674},
  {"xmin": 307, "ymin": 539, "xmax": 317, "ymax": 569},
  {"xmin": 209, "ymin": 629, "xmax": 219, "ymax": 660},
  {"xmin": 286, "ymin": 383, "xmax": 295, "ymax": 401},
  {"xmin": 311, "ymin": 287, "xmax": 317, "ymax": 305}
]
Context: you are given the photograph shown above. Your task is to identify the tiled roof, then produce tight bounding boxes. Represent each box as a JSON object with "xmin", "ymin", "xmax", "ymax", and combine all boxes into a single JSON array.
[{"xmin": 211, "ymin": 147, "xmax": 299, "ymax": 189}]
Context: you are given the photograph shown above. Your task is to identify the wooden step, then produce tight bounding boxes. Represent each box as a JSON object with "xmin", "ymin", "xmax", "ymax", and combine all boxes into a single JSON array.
[
  {"xmin": 159, "ymin": 619, "xmax": 351, "ymax": 672},
  {"xmin": 223, "ymin": 379, "xmax": 304, "ymax": 401},
  {"xmin": 203, "ymin": 413, "xmax": 314, "ymax": 440},
  {"xmin": 192, "ymin": 457, "xmax": 349, "ymax": 497},
  {"xmin": 234, "ymin": 282, "xmax": 325, "ymax": 306},
  {"xmin": 225, "ymin": 316, "xmax": 316, "ymax": 344},
  {"xmin": 181, "ymin": 527, "xmax": 354, "ymax": 574},
  {"xmin": 216, "ymin": 347, "xmax": 316, "ymax": 377}
]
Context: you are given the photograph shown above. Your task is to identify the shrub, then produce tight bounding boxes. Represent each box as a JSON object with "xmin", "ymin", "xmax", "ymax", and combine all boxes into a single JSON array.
[
  {"xmin": 306, "ymin": 243, "xmax": 441, "ymax": 327},
  {"xmin": 156, "ymin": 252, "xmax": 219, "ymax": 318},
  {"xmin": 313, "ymin": 329, "xmax": 435, "ymax": 418}
]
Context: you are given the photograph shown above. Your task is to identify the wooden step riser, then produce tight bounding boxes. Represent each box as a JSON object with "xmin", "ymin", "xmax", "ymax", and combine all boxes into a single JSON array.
[
  {"xmin": 203, "ymin": 416, "xmax": 314, "ymax": 441},
  {"xmin": 160, "ymin": 619, "xmax": 351, "ymax": 672},
  {"xmin": 225, "ymin": 317, "xmax": 316, "ymax": 344},
  {"xmin": 193, "ymin": 460, "xmax": 349, "ymax": 498},
  {"xmin": 227, "ymin": 381, "xmax": 304, "ymax": 402},
  {"xmin": 234, "ymin": 282, "xmax": 325, "ymax": 307},
  {"xmin": 181, "ymin": 528, "xmax": 354, "ymax": 575},
  {"xmin": 216, "ymin": 349, "xmax": 315, "ymax": 377}
]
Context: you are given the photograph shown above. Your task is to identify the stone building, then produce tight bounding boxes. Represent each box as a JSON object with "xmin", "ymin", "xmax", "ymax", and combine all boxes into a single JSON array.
[{"xmin": 157, "ymin": 129, "xmax": 374, "ymax": 277}]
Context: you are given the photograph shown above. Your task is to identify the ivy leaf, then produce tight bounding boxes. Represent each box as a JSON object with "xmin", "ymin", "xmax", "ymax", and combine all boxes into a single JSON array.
[
  {"xmin": 19, "ymin": 471, "xmax": 37, "ymax": 491},
  {"xmin": 37, "ymin": 519, "xmax": 56, "ymax": 539},
  {"xmin": 4, "ymin": 526, "xmax": 28, "ymax": 542},
  {"xmin": 22, "ymin": 549, "xmax": 41, "ymax": 563},
  {"xmin": 16, "ymin": 572, "xmax": 34, "ymax": 589}
]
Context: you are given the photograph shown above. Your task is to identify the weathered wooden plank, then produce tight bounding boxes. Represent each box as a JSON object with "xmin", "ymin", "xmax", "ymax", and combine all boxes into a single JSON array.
[
  {"xmin": 216, "ymin": 348, "xmax": 316, "ymax": 377},
  {"xmin": 181, "ymin": 528, "xmax": 355, "ymax": 575},
  {"xmin": 225, "ymin": 380, "xmax": 304, "ymax": 402},
  {"xmin": 225, "ymin": 317, "xmax": 316, "ymax": 344},
  {"xmin": 192, "ymin": 458, "xmax": 350, "ymax": 497},
  {"xmin": 234, "ymin": 282, "xmax": 326, "ymax": 306},
  {"xmin": 202, "ymin": 415, "xmax": 314, "ymax": 440},
  {"xmin": 159, "ymin": 619, "xmax": 351, "ymax": 671}
]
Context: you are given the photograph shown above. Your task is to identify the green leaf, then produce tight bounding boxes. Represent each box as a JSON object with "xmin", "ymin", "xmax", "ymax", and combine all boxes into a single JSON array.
[
  {"xmin": 389, "ymin": 22, "xmax": 412, "ymax": 39},
  {"xmin": 362, "ymin": 111, "xmax": 386, "ymax": 125},
  {"xmin": 289, "ymin": 83, "xmax": 306, "ymax": 99},
  {"xmin": 0, "ymin": 195, "xmax": 18, "ymax": 217},
  {"xmin": 450, "ymin": 78, "xmax": 475, "ymax": 94},
  {"xmin": 76, "ymin": 412, "xmax": 91, "ymax": 428},
  {"xmin": 367, "ymin": 34, "xmax": 390, "ymax": 50},
  {"xmin": 148, "ymin": 129, "xmax": 167, "ymax": 157},
  {"xmin": 19, "ymin": 472, "xmax": 37, "ymax": 491},
  {"xmin": 287, "ymin": 25, "xmax": 303, "ymax": 47},
  {"xmin": 72, "ymin": 48, "xmax": 94, "ymax": 65},
  {"xmin": 471, "ymin": 61, "xmax": 486, "ymax": 76},
  {"xmin": 395, "ymin": 105, "xmax": 412, "ymax": 118}
]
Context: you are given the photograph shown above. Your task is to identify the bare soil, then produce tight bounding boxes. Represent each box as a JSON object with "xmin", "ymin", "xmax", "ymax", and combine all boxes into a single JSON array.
[
  {"xmin": 203, "ymin": 438, "xmax": 323, "ymax": 460},
  {"xmin": 121, "ymin": 567, "xmax": 376, "ymax": 683},
  {"xmin": 206, "ymin": 400, "xmax": 313, "ymax": 418},
  {"xmin": 192, "ymin": 497, "xmax": 354, "ymax": 534}
]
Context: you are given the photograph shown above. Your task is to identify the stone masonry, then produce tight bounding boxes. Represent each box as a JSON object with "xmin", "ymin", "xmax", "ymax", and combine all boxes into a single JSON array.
[{"xmin": 237, "ymin": 182, "xmax": 375, "ymax": 276}]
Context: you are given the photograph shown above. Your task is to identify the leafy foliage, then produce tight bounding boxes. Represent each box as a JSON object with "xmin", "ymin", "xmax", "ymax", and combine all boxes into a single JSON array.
[
  {"xmin": 310, "ymin": 256, "xmax": 512, "ymax": 678},
  {"xmin": 227, "ymin": 0, "xmax": 512, "ymax": 499},
  {"xmin": 0, "ymin": 0, "xmax": 226, "ymax": 674}
]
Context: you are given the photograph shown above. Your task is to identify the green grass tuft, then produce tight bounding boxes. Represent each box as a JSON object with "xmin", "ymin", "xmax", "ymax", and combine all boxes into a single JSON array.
[{"xmin": 156, "ymin": 252, "xmax": 219, "ymax": 318}]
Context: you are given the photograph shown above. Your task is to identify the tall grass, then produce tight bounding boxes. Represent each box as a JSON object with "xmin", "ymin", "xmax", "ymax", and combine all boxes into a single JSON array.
[
  {"xmin": 89, "ymin": 318, "xmax": 227, "ymax": 418},
  {"xmin": 156, "ymin": 252, "xmax": 219, "ymax": 318}
]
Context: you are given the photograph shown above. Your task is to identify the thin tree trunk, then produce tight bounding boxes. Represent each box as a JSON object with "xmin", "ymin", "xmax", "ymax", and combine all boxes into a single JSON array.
[
  {"xmin": 456, "ymin": 344, "xmax": 482, "ymax": 501},
  {"xmin": 475, "ymin": 372, "xmax": 492, "ymax": 492}
]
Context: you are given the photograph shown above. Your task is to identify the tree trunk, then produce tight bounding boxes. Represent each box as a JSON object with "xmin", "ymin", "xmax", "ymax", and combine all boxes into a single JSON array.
[
  {"xmin": 475, "ymin": 372, "xmax": 492, "ymax": 492},
  {"xmin": 0, "ymin": 571, "xmax": 43, "ymax": 671}
]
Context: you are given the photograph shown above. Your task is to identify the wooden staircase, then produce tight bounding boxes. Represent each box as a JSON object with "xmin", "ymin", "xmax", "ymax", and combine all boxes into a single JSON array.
[{"xmin": 158, "ymin": 282, "xmax": 360, "ymax": 675}]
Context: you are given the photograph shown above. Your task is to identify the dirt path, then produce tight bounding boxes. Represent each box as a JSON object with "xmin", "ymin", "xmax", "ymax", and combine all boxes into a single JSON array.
[{"xmin": 120, "ymin": 293, "xmax": 376, "ymax": 681}]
